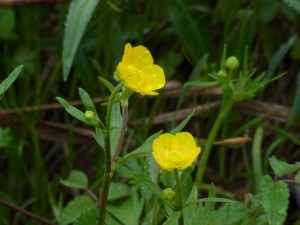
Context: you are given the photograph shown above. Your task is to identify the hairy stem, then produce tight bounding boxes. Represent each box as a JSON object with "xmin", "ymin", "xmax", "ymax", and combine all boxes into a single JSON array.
[{"xmin": 97, "ymin": 83, "xmax": 123, "ymax": 225}]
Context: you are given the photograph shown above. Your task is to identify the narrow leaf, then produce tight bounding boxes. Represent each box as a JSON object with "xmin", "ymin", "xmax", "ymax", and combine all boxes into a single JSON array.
[
  {"xmin": 0, "ymin": 65, "xmax": 23, "ymax": 96},
  {"xmin": 170, "ymin": 109, "xmax": 195, "ymax": 135},
  {"xmin": 98, "ymin": 77, "xmax": 115, "ymax": 93},
  {"xmin": 283, "ymin": 0, "xmax": 300, "ymax": 14},
  {"xmin": 62, "ymin": 0, "xmax": 100, "ymax": 81},
  {"xmin": 56, "ymin": 97, "xmax": 97, "ymax": 126},
  {"xmin": 120, "ymin": 131, "xmax": 163, "ymax": 162},
  {"xmin": 168, "ymin": 0, "xmax": 208, "ymax": 62},
  {"xmin": 162, "ymin": 211, "xmax": 180, "ymax": 225},
  {"xmin": 287, "ymin": 70, "xmax": 300, "ymax": 126},
  {"xmin": 78, "ymin": 88, "xmax": 96, "ymax": 111}
]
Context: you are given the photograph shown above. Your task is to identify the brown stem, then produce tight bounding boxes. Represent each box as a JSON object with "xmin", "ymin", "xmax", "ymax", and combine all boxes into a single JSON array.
[{"xmin": 0, "ymin": 198, "xmax": 56, "ymax": 225}]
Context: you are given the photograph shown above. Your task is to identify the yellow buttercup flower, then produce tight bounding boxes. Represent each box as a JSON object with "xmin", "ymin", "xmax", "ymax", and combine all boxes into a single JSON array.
[
  {"xmin": 152, "ymin": 132, "xmax": 201, "ymax": 171},
  {"xmin": 115, "ymin": 43, "xmax": 165, "ymax": 96}
]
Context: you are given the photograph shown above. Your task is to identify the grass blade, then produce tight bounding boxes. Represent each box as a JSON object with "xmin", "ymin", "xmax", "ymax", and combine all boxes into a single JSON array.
[
  {"xmin": 168, "ymin": 0, "xmax": 208, "ymax": 62},
  {"xmin": 62, "ymin": 0, "xmax": 100, "ymax": 81},
  {"xmin": 0, "ymin": 65, "xmax": 23, "ymax": 96}
]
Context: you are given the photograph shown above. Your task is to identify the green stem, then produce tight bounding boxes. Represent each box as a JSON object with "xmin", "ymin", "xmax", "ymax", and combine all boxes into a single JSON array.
[
  {"xmin": 97, "ymin": 83, "xmax": 123, "ymax": 225},
  {"xmin": 195, "ymin": 101, "xmax": 233, "ymax": 188},
  {"xmin": 174, "ymin": 169, "xmax": 184, "ymax": 225}
]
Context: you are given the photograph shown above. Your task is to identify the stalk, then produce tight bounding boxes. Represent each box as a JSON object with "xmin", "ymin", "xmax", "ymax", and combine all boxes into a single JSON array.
[{"xmin": 97, "ymin": 83, "xmax": 123, "ymax": 225}]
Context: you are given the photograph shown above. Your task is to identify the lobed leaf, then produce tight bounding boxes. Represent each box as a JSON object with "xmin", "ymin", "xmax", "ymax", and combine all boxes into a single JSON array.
[
  {"xmin": 269, "ymin": 155, "xmax": 300, "ymax": 177},
  {"xmin": 260, "ymin": 175, "xmax": 289, "ymax": 225}
]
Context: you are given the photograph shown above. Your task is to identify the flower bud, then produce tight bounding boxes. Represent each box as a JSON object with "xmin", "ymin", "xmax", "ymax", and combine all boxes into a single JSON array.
[
  {"xmin": 217, "ymin": 70, "xmax": 227, "ymax": 78},
  {"xmin": 162, "ymin": 187, "xmax": 176, "ymax": 201},
  {"xmin": 85, "ymin": 110, "xmax": 95, "ymax": 121},
  {"xmin": 225, "ymin": 56, "xmax": 239, "ymax": 70}
]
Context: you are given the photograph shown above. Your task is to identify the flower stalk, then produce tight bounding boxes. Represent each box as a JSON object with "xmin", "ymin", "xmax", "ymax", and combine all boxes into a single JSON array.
[
  {"xmin": 195, "ymin": 100, "xmax": 233, "ymax": 188},
  {"xmin": 97, "ymin": 83, "xmax": 123, "ymax": 225},
  {"xmin": 174, "ymin": 169, "xmax": 184, "ymax": 225}
]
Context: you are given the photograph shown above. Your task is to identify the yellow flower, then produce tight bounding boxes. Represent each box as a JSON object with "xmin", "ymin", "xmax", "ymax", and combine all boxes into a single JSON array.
[
  {"xmin": 152, "ymin": 132, "xmax": 201, "ymax": 171},
  {"xmin": 115, "ymin": 43, "xmax": 165, "ymax": 96}
]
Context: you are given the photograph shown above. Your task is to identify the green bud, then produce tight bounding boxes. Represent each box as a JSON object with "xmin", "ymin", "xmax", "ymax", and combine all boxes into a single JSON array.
[
  {"xmin": 225, "ymin": 56, "xmax": 239, "ymax": 70},
  {"xmin": 217, "ymin": 70, "xmax": 227, "ymax": 78},
  {"xmin": 85, "ymin": 110, "xmax": 95, "ymax": 121},
  {"xmin": 162, "ymin": 187, "xmax": 176, "ymax": 200}
]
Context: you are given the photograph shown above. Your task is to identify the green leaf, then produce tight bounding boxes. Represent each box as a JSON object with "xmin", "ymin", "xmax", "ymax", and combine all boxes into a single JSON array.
[
  {"xmin": 283, "ymin": 0, "xmax": 300, "ymax": 14},
  {"xmin": 295, "ymin": 170, "xmax": 300, "ymax": 184},
  {"xmin": 107, "ymin": 189, "xmax": 144, "ymax": 225},
  {"xmin": 0, "ymin": 128, "xmax": 13, "ymax": 148},
  {"xmin": 110, "ymin": 103, "xmax": 122, "ymax": 155},
  {"xmin": 0, "ymin": 65, "xmax": 23, "ymax": 96},
  {"xmin": 56, "ymin": 97, "xmax": 97, "ymax": 126},
  {"xmin": 287, "ymin": 70, "xmax": 300, "ymax": 127},
  {"xmin": 62, "ymin": 0, "xmax": 100, "ymax": 81},
  {"xmin": 177, "ymin": 54, "xmax": 208, "ymax": 109},
  {"xmin": 183, "ymin": 185, "xmax": 198, "ymax": 225},
  {"xmin": 60, "ymin": 170, "xmax": 88, "ymax": 189},
  {"xmin": 269, "ymin": 155, "xmax": 300, "ymax": 177},
  {"xmin": 170, "ymin": 109, "xmax": 195, "ymax": 135},
  {"xmin": 168, "ymin": 0, "xmax": 208, "ymax": 62},
  {"xmin": 74, "ymin": 207, "xmax": 97, "ymax": 225},
  {"xmin": 0, "ymin": 8, "xmax": 16, "ymax": 40},
  {"xmin": 162, "ymin": 211, "xmax": 180, "ymax": 225},
  {"xmin": 263, "ymin": 35, "xmax": 296, "ymax": 84},
  {"xmin": 108, "ymin": 182, "xmax": 130, "ymax": 201},
  {"xmin": 98, "ymin": 77, "xmax": 115, "ymax": 93},
  {"xmin": 78, "ymin": 88, "xmax": 96, "ymax": 112},
  {"xmin": 119, "ymin": 131, "xmax": 163, "ymax": 162},
  {"xmin": 58, "ymin": 196, "xmax": 96, "ymax": 225},
  {"xmin": 260, "ymin": 175, "xmax": 289, "ymax": 225},
  {"xmin": 130, "ymin": 171, "xmax": 173, "ymax": 209}
]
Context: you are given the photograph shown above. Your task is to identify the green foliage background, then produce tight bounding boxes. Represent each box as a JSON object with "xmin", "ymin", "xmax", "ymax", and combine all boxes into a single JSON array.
[{"xmin": 0, "ymin": 0, "xmax": 300, "ymax": 224}]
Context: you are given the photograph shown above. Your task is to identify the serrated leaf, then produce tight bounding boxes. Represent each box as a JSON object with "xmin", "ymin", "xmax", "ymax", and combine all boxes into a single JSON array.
[
  {"xmin": 58, "ymin": 196, "xmax": 95, "ymax": 225},
  {"xmin": 62, "ymin": 0, "xmax": 100, "ymax": 81},
  {"xmin": 60, "ymin": 170, "xmax": 88, "ymax": 189},
  {"xmin": 56, "ymin": 97, "xmax": 97, "ymax": 126},
  {"xmin": 78, "ymin": 88, "xmax": 96, "ymax": 112},
  {"xmin": 0, "ymin": 65, "xmax": 23, "ymax": 96},
  {"xmin": 74, "ymin": 207, "xmax": 97, "ymax": 225},
  {"xmin": 269, "ymin": 155, "xmax": 300, "ymax": 177},
  {"xmin": 260, "ymin": 175, "xmax": 289, "ymax": 225}
]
